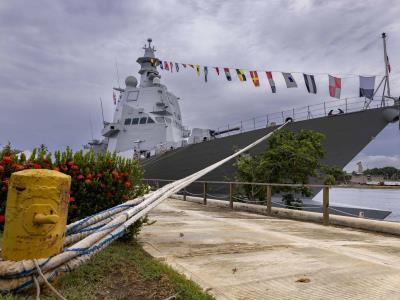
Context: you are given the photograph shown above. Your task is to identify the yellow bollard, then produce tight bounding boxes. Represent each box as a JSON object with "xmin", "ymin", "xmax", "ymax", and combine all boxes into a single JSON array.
[{"xmin": 2, "ymin": 169, "xmax": 71, "ymax": 261}]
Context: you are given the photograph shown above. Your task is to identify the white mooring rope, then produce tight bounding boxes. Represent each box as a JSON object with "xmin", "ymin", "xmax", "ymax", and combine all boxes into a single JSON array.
[{"xmin": 0, "ymin": 122, "xmax": 288, "ymax": 295}]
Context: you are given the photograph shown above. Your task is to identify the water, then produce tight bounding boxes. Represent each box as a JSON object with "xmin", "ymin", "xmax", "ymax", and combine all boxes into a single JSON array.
[{"xmin": 312, "ymin": 188, "xmax": 400, "ymax": 222}]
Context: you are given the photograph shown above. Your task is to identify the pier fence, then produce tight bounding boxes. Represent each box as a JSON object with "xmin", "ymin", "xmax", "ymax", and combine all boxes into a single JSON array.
[{"xmin": 144, "ymin": 178, "xmax": 400, "ymax": 226}]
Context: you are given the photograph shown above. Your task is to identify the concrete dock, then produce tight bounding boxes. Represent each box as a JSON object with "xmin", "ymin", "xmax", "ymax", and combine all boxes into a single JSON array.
[{"xmin": 140, "ymin": 198, "xmax": 400, "ymax": 300}]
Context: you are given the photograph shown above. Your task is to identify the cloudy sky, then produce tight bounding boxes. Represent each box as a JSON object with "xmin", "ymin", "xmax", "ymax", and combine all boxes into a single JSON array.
[{"xmin": 0, "ymin": 0, "xmax": 399, "ymax": 171}]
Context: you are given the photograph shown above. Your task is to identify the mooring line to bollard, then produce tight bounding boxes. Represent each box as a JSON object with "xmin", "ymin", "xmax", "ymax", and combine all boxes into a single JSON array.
[{"xmin": 0, "ymin": 122, "xmax": 289, "ymax": 294}]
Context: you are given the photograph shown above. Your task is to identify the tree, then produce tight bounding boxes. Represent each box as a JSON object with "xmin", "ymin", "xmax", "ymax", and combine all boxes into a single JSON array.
[{"xmin": 234, "ymin": 129, "xmax": 341, "ymax": 206}]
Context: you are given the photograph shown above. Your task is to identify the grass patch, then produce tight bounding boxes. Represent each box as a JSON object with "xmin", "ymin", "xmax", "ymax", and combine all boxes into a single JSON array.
[{"xmin": 3, "ymin": 241, "xmax": 215, "ymax": 300}]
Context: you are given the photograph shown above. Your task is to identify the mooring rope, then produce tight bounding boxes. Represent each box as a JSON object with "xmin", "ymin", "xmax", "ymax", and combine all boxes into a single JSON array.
[{"xmin": 0, "ymin": 122, "xmax": 288, "ymax": 294}]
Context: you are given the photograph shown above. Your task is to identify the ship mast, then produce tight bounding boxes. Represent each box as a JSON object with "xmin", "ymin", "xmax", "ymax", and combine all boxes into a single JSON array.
[
  {"xmin": 136, "ymin": 38, "xmax": 161, "ymax": 87},
  {"xmin": 365, "ymin": 33, "xmax": 393, "ymax": 109},
  {"xmin": 382, "ymin": 32, "xmax": 391, "ymax": 99}
]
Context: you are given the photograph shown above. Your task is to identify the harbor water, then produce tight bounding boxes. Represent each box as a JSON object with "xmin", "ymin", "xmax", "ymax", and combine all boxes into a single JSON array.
[{"xmin": 312, "ymin": 187, "xmax": 400, "ymax": 222}]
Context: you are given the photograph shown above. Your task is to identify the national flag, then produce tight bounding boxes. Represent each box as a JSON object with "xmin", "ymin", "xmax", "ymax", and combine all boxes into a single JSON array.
[
  {"xmin": 303, "ymin": 74, "xmax": 317, "ymax": 94},
  {"xmin": 266, "ymin": 71, "xmax": 276, "ymax": 93},
  {"xmin": 214, "ymin": 67, "xmax": 220, "ymax": 75},
  {"xmin": 236, "ymin": 69, "xmax": 246, "ymax": 81},
  {"xmin": 387, "ymin": 55, "xmax": 391, "ymax": 73},
  {"xmin": 359, "ymin": 76, "xmax": 375, "ymax": 99},
  {"xmin": 164, "ymin": 61, "xmax": 169, "ymax": 71},
  {"xmin": 175, "ymin": 63, "xmax": 179, "ymax": 72},
  {"xmin": 169, "ymin": 62, "xmax": 173, "ymax": 72},
  {"xmin": 196, "ymin": 65, "xmax": 200, "ymax": 77},
  {"xmin": 249, "ymin": 71, "xmax": 260, "ymax": 87},
  {"xmin": 182, "ymin": 63, "xmax": 187, "ymax": 68},
  {"xmin": 328, "ymin": 75, "xmax": 341, "ymax": 99},
  {"xmin": 188, "ymin": 64, "xmax": 194, "ymax": 69},
  {"xmin": 113, "ymin": 91, "xmax": 116, "ymax": 105},
  {"xmin": 282, "ymin": 72, "xmax": 297, "ymax": 88},
  {"xmin": 204, "ymin": 66, "xmax": 208, "ymax": 82},
  {"xmin": 224, "ymin": 68, "xmax": 232, "ymax": 81}
]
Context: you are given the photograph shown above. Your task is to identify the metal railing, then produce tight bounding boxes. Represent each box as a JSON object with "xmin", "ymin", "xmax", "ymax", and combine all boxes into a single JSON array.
[
  {"xmin": 213, "ymin": 97, "xmax": 396, "ymax": 137},
  {"xmin": 143, "ymin": 178, "xmax": 400, "ymax": 225}
]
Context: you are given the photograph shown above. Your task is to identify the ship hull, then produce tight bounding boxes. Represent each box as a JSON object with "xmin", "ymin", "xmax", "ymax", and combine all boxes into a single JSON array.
[{"xmin": 143, "ymin": 107, "xmax": 395, "ymax": 182}]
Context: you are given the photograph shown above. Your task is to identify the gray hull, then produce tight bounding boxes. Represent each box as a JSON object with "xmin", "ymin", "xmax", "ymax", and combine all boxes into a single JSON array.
[{"xmin": 143, "ymin": 107, "xmax": 397, "ymax": 182}]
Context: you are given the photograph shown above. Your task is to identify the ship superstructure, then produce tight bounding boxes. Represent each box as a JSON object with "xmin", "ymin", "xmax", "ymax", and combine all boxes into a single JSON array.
[{"xmin": 99, "ymin": 39, "xmax": 208, "ymax": 158}]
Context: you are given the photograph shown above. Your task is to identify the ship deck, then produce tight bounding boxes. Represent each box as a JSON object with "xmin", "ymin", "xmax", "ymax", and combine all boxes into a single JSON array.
[{"xmin": 140, "ymin": 198, "xmax": 400, "ymax": 300}]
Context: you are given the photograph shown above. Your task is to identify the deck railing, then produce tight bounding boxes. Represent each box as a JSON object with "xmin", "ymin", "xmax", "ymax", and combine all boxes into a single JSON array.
[{"xmin": 213, "ymin": 97, "xmax": 396, "ymax": 137}]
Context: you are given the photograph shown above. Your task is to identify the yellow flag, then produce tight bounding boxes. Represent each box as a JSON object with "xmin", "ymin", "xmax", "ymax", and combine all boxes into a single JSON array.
[
  {"xmin": 236, "ymin": 69, "xmax": 247, "ymax": 81},
  {"xmin": 196, "ymin": 65, "xmax": 201, "ymax": 77}
]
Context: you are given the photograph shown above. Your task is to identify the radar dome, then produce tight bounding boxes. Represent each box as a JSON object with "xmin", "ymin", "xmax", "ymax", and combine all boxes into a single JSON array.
[{"xmin": 125, "ymin": 76, "xmax": 138, "ymax": 87}]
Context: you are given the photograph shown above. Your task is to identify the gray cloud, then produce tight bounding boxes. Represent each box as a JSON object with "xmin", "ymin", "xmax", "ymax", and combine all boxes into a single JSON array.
[{"xmin": 0, "ymin": 0, "xmax": 399, "ymax": 159}]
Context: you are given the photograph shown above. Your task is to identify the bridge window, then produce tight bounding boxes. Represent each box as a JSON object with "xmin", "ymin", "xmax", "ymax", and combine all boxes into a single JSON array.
[
  {"xmin": 127, "ymin": 91, "xmax": 139, "ymax": 101},
  {"xmin": 155, "ymin": 117, "xmax": 165, "ymax": 123},
  {"xmin": 124, "ymin": 118, "xmax": 131, "ymax": 125},
  {"xmin": 147, "ymin": 117, "xmax": 155, "ymax": 124},
  {"xmin": 139, "ymin": 117, "xmax": 147, "ymax": 124},
  {"xmin": 132, "ymin": 118, "xmax": 139, "ymax": 125}
]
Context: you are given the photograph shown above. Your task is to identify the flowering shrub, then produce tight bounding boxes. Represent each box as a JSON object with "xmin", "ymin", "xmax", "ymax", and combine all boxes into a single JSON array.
[{"xmin": 0, "ymin": 144, "xmax": 145, "ymax": 229}]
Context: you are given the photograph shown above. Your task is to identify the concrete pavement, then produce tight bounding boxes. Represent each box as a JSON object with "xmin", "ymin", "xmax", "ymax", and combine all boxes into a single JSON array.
[{"xmin": 140, "ymin": 198, "xmax": 400, "ymax": 300}]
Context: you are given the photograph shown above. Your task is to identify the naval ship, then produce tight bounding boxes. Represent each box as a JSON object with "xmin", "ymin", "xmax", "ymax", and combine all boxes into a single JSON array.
[{"xmin": 90, "ymin": 39, "xmax": 399, "ymax": 218}]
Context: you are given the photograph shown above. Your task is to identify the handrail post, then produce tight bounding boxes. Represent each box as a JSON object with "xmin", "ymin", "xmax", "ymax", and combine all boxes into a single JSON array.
[
  {"xmin": 203, "ymin": 182, "xmax": 208, "ymax": 205},
  {"xmin": 229, "ymin": 183, "xmax": 234, "ymax": 209},
  {"xmin": 323, "ymin": 186, "xmax": 330, "ymax": 225},
  {"xmin": 156, "ymin": 180, "xmax": 160, "ymax": 190},
  {"xmin": 183, "ymin": 188, "xmax": 187, "ymax": 201},
  {"xmin": 324, "ymin": 102, "xmax": 326, "ymax": 116},
  {"xmin": 266, "ymin": 185, "xmax": 272, "ymax": 215}
]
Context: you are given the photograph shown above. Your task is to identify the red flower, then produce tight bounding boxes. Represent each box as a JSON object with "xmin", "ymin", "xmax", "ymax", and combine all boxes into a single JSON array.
[
  {"xmin": 71, "ymin": 165, "xmax": 79, "ymax": 170},
  {"xmin": 96, "ymin": 173, "xmax": 103, "ymax": 178},
  {"xmin": 124, "ymin": 181, "xmax": 132, "ymax": 189},
  {"xmin": 69, "ymin": 197, "xmax": 75, "ymax": 203},
  {"xmin": 15, "ymin": 164, "xmax": 24, "ymax": 171},
  {"xmin": 67, "ymin": 161, "xmax": 74, "ymax": 166},
  {"xmin": 72, "ymin": 205, "xmax": 78, "ymax": 209},
  {"xmin": 0, "ymin": 165, "xmax": 4, "ymax": 173},
  {"xmin": 84, "ymin": 179, "xmax": 92, "ymax": 185},
  {"xmin": 122, "ymin": 195, "xmax": 129, "ymax": 201},
  {"xmin": 86, "ymin": 173, "xmax": 93, "ymax": 180},
  {"xmin": 111, "ymin": 170, "xmax": 119, "ymax": 179},
  {"xmin": 0, "ymin": 215, "xmax": 5, "ymax": 223},
  {"xmin": 77, "ymin": 175, "xmax": 84, "ymax": 181},
  {"xmin": 53, "ymin": 167, "xmax": 60, "ymax": 172},
  {"xmin": 34, "ymin": 164, "xmax": 41, "ymax": 169},
  {"xmin": 2, "ymin": 156, "xmax": 12, "ymax": 164}
]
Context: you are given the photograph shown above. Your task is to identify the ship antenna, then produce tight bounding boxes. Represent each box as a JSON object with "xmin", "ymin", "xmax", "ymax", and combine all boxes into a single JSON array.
[
  {"xmin": 100, "ymin": 97, "xmax": 105, "ymax": 126},
  {"xmin": 114, "ymin": 59, "xmax": 121, "ymax": 88},
  {"xmin": 89, "ymin": 117, "xmax": 94, "ymax": 141}
]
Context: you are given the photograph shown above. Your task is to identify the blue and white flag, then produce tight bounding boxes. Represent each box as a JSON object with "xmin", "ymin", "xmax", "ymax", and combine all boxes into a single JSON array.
[
  {"xmin": 282, "ymin": 72, "xmax": 297, "ymax": 88},
  {"xmin": 303, "ymin": 74, "xmax": 317, "ymax": 94},
  {"xmin": 204, "ymin": 66, "xmax": 208, "ymax": 82},
  {"xmin": 359, "ymin": 76, "xmax": 375, "ymax": 99}
]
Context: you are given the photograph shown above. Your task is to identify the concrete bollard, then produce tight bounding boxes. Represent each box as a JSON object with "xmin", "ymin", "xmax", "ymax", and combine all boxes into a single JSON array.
[{"xmin": 2, "ymin": 169, "xmax": 71, "ymax": 261}]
